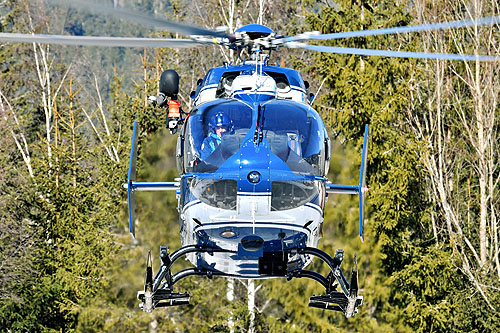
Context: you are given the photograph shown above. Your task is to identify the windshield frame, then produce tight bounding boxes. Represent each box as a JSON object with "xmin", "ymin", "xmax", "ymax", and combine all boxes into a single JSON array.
[{"xmin": 183, "ymin": 99, "xmax": 254, "ymax": 173}]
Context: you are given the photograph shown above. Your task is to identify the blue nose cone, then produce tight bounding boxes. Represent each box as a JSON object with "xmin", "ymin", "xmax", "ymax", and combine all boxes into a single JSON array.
[{"xmin": 237, "ymin": 139, "xmax": 271, "ymax": 193}]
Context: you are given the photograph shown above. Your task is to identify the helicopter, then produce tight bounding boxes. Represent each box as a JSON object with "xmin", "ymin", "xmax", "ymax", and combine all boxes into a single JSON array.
[
  {"xmin": 127, "ymin": 45, "xmax": 369, "ymax": 317},
  {"xmin": 2, "ymin": 1, "xmax": 500, "ymax": 319}
]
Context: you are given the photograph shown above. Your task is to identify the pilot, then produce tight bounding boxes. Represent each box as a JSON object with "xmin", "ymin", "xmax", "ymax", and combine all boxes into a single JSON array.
[{"xmin": 200, "ymin": 112, "xmax": 232, "ymax": 159}]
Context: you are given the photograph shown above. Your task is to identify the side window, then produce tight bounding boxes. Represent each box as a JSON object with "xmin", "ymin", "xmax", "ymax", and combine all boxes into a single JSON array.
[
  {"xmin": 183, "ymin": 115, "xmax": 199, "ymax": 172},
  {"xmin": 193, "ymin": 78, "xmax": 203, "ymax": 98}
]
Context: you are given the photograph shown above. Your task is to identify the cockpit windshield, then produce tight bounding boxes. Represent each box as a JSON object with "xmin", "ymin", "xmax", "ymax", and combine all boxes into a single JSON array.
[
  {"xmin": 183, "ymin": 99, "xmax": 327, "ymax": 176},
  {"xmin": 184, "ymin": 100, "xmax": 253, "ymax": 173},
  {"xmin": 262, "ymin": 101, "xmax": 326, "ymax": 175}
]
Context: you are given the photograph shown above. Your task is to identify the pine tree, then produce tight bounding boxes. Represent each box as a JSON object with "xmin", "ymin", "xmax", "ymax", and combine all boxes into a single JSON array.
[
  {"xmin": 1, "ymin": 1, "xmax": 126, "ymax": 330},
  {"xmin": 271, "ymin": 1, "xmax": 436, "ymax": 331},
  {"xmin": 299, "ymin": 1, "xmax": 500, "ymax": 332}
]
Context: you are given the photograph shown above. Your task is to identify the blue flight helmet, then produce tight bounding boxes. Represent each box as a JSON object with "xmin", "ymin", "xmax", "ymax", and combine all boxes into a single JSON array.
[{"xmin": 209, "ymin": 112, "xmax": 233, "ymax": 135}]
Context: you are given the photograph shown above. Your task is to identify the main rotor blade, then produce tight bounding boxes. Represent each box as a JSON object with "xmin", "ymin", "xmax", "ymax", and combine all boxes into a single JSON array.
[
  {"xmin": 47, "ymin": 0, "xmax": 229, "ymax": 38},
  {"xmin": 0, "ymin": 33, "xmax": 212, "ymax": 48},
  {"xmin": 285, "ymin": 16, "xmax": 500, "ymax": 42},
  {"xmin": 286, "ymin": 42, "xmax": 500, "ymax": 61}
]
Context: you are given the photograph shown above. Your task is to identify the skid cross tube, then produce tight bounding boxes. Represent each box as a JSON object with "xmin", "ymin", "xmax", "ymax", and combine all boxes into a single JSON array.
[
  {"xmin": 140, "ymin": 245, "xmax": 362, "ymax": 317},
  {"xmin": 171, "ymin": 268, "xmax": 242, "ymax": 284},
  {"xmin": 287, "ymin": 269, "xmax": 329, "ymax": 289},
  {"xmin": 292, "ymin": 247, "xmax": 350, "ymax": 295},
  {"xmin": 152, "ymin": 245, "xmax": 236, "ymax": 292},
  {"xmin": 152, "ymin": 246, "xmax": 352, "ymax": 295},
  {"xmin": 169, "ymin": 268, "xmax": 331, "ymax": 287}
]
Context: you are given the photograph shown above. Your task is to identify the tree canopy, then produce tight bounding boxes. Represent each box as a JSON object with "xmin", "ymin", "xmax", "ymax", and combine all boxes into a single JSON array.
[{"xmin": 1, "ymin": 0, "xmax": 499, "ymax": 331}]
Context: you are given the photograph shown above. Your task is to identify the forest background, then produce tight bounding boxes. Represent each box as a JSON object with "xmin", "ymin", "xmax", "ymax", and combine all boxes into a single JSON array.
[{"xmin": 0, "ymin": 0, "xmax": 499, "ymax": 332}]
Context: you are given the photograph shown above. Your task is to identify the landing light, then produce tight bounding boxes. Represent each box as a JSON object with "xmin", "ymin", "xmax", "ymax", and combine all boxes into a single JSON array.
[{"xmin": 220, "ymin": 229, "xmax": 236, "ymax": 238}]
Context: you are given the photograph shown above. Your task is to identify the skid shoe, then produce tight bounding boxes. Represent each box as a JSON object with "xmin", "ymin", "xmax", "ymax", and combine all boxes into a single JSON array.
[
  {"xmin": 137, "ymin": 247, "xmax": 191, "ymax": 312},
  {"xmin": 285, "ymin": 248, "xmax": 363, "ymax": 318},
  {"xmin": 307, "ymin": 251, "xmax": 363, "ymax": 318},
  {"xmin": 137, "ymin": 245, "xmax": 237, "ymax": 312},
  {"xmin": 137, "ymin": 290, "xmax": 190, "ymax": 311}
]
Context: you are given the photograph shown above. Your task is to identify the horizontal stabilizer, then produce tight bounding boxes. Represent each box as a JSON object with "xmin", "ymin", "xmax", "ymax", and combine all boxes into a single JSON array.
[
  {"xmin": 325, "ymin": 184, "xmax": 358, "ymax": 194},
  {"xmin": 124, "ymin": 181, "xmax": 179, "ymax": 191}
]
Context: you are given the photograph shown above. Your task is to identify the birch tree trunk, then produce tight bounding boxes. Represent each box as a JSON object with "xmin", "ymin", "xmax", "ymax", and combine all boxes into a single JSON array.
[
  {"xmin": 407, "ymin": 0, "xmax": 500, "ymax": 308},
  {"xmin": 247, "ymin": 279, "xmax": 256, "ymax": 333},
  {"xmin": 227, "ymin": 278, "xmax": 235, "ymax": 333}
]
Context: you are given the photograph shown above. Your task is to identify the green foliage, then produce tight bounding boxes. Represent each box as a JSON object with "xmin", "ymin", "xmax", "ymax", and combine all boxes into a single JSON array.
[
  {"xmin": 391, "ymin": 246, "xmax": 457, "ymax": 331},
  {"xmin": 3, "ymin": 0, "xmax": 499, "ymax": 331},
  {"xmin": 299, "ymin": 1, "xmax": 447, "ymax": 331},
  {"xmin": 1, "ymin": 3, "xmax": 124, "ymax": 329},
  {"xmin": 0, "ymin": 100, "xmax": 122, "ymax": 331},
  {"xmin": 449, "ymin": 279, "xmax": 500, "ymax": 332},
  {"xmin": 300, "ymin": 1, "xmax": 500, "ymax": 332}
]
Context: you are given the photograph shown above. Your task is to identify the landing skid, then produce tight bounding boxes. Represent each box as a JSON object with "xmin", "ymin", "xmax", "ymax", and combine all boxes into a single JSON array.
[{"xmin": 137, "ymin": 245, "xmax": 363, "ymax": 318}]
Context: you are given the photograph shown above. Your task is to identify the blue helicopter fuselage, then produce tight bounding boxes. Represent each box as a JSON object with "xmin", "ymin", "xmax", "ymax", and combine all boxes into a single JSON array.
[
  {"xmin": 176, "ymin": 64, "xmax": 331, "ymax": 277},
  {"xmin": 119, "ymin": 22, "xmax": 369, "ymax": 316}
]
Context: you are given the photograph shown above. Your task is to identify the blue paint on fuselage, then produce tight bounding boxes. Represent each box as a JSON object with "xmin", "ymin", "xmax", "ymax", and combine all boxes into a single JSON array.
[{"xmin": 179, "ymin": 69, "xmax": 328, "ymax": 269}]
